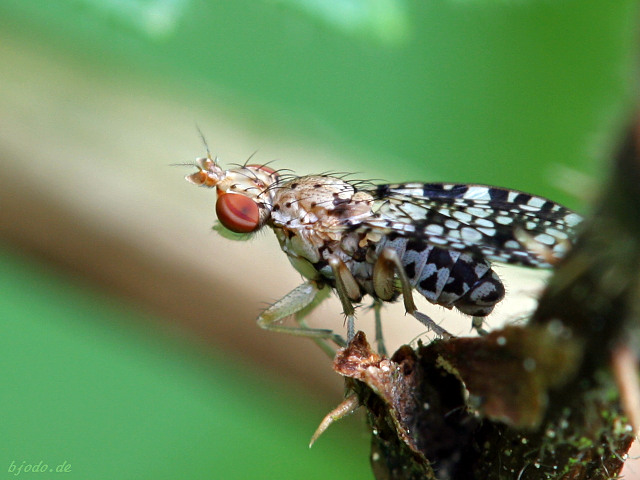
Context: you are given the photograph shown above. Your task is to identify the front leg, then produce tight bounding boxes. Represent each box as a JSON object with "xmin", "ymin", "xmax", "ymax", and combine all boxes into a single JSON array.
[{"xmin": 257, "ymin": 281, "xmax": 346, "ymax": 357}]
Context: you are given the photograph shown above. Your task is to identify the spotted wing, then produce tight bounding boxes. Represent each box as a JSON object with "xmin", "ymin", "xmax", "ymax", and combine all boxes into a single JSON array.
[{"xmin": 358, "ymin": 183, "xmax": 582, "ymax": 268}]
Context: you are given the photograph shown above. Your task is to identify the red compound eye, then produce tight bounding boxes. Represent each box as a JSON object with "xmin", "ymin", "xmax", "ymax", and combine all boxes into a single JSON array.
[{"xmin": 216, "ymin": 193, "xmax": 260, "ymax": 233}]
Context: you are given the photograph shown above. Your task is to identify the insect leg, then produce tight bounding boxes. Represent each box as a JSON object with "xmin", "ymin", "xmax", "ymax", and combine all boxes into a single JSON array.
[
  {"xmin": 257, "ymin": 281, "xmax": 347, "ymax": 355},
  {"xmin": 374, "ymin": 248, "xmax": 453, "ymax": 339},
  {"xmin": 327, "ymin": 256, "xmax": 360, "ymax": 342},
  {"xmin": 472, "ymin": 316, "xmax": 489, "ymax": 336},
  {"xmin": 373, "ymin": 300, "xmax": 387, "ymax": 356}
]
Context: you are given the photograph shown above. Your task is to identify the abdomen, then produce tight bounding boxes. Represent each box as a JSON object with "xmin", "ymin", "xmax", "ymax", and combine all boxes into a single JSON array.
[{"xmin": 375, "ymin": 236, "xmax": 505, "ymax": 316}]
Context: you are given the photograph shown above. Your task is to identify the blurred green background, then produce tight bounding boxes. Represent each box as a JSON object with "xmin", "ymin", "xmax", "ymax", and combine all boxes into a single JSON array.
[{"xmin": 0, "ymin": 1, "xmax": 637, "ymax": 479}]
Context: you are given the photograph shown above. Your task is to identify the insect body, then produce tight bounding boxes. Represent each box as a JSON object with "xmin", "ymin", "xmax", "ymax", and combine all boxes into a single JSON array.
[{"xmin": 187, "ymin": 155, "xmax": 581, "ymax": 351}]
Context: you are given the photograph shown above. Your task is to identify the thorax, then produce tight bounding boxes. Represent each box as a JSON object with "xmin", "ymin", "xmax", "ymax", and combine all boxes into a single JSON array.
[{"xmin": 268, "ymin": 175, "xmax": 378, "ymax": 286}]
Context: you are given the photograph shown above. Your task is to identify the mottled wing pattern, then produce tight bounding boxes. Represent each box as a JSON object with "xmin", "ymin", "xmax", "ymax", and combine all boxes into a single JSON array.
[{"xmin": 359, "ymin": 183, "xmax": 582, "ymax": 268}]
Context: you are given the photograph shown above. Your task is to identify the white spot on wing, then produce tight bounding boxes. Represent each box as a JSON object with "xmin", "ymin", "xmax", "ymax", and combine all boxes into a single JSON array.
[
  {"xmin": 528, "ymin": 197, "xmax": 546, "ymax": 208},
  {"xmin": 519, "ymin": 204, "xmax": 541, "ymax": 212},
  {"xmin": 425, "ymin": 224, "xmax": 444, "ymax": 236},
  {"xmin": 461, "ymin": 227, "xmax": 483, "ymax": 243},
  {"xmin": 495, "ymin": 216, "xmax": 513, "ymax": 225},
  {"xmin": 401, "ymin": 203, "xmax": 427, "ymax": 219},
  {"xmin": 466, "ymin": 207, "xmax": 492, "ymax": 218},
  {"xmin": 545, "ymin": 228, "xmax": 568, "ymax": 240},
  {"xmin": 564, "ymin": 213, "xmax": 582, "ymax": 227},
  {"xmin": 452, "ymin": 211, "xmax": 473, "ymax": 223},
  {"xmin": 464, "ymin": 187, "xmax": 491, "ymax": 200},
  {"xmin": 534, "ymin": 233, "xmax": 556, "ymax": 245},
  {"xmin": 429, "ymin": 237, "xmax": 449, "ymax": 245},
  {"xmin": 445, "ymin": 219, "xmax": 460, "ymax": 230},
  {"xmin": 477, "ymin": 227, "xmax": 496, "ymax": 237},
  {"xmin": 526, "ymin": 221, "xmax": 538, "ymax": 230},
  {"xmin": 475, "ymin": 218, "xmax": 495, "ymax": 228}
]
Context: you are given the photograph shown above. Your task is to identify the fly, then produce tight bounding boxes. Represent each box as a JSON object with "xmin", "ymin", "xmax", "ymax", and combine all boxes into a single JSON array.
[{"xmin": 186, "ymin": 152, "xmax": 581, "ymax": 354}]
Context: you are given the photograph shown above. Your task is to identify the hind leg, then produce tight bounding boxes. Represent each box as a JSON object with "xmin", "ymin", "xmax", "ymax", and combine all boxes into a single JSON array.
[
  {"xmin": 373, "ymin": 248, "xmax": 453, "ymax": 339},
  {"xmin": 471, "ymin": 316, "xmax": 489, "ymax": 336},
  {"xmin": 372, "ymin": 300, "xmax": 387, "ymax": 356}
]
